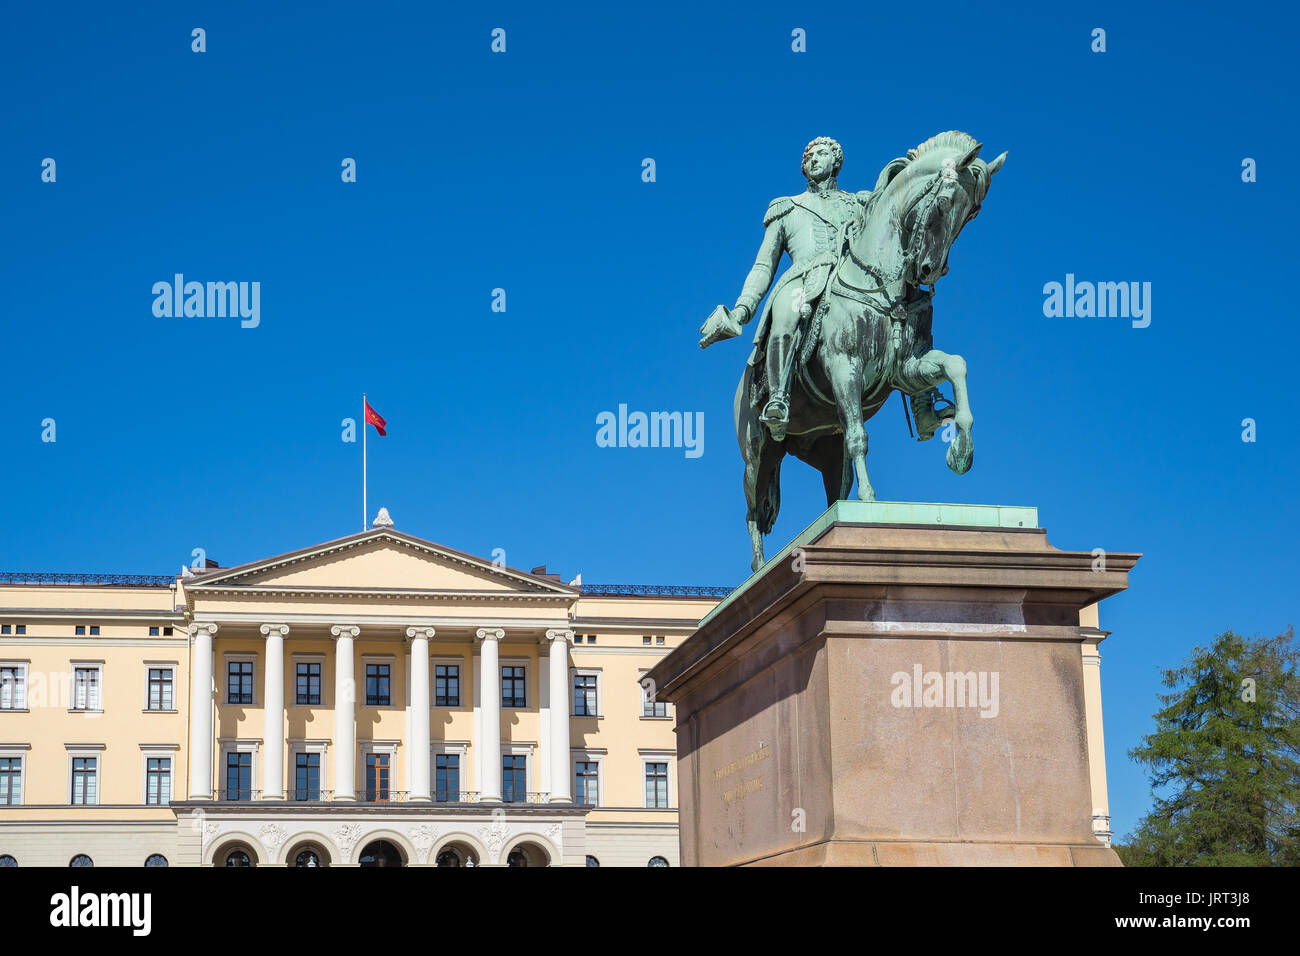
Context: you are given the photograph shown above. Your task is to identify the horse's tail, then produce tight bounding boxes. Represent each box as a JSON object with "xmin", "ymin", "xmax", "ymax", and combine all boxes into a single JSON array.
[
  {"xmin": 755, "ymin": 456, "xmax": 781, "ymax": 535},
  {"xmin": 736, "ymin": 366, "xmax": 783, "ymax": 536}
]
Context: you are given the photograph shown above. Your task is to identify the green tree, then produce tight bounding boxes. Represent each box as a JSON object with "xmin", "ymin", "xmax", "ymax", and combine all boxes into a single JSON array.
[{"xmin": 1118, "ymin": 628, "xmax": 1300, "ymax": 866}]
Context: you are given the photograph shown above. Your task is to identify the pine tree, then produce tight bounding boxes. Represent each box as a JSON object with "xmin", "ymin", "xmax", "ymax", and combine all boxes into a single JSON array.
[{"xmin": 1118, "ymin": 629, "xmax": 1300, "ymax": 866}]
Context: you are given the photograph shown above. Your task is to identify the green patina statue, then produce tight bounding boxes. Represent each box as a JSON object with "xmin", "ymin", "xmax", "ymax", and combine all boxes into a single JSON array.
[{"xmin": 699, "ymin": 132, "xmax": 1007, "ymax": 570}]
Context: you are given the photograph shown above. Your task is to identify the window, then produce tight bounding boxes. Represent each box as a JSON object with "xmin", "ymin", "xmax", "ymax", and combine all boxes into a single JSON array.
[
  {"xmin": 648, "ymin": 856, "xmax": 669, "ymax": 867},
  {"xmin": 0, "ymin": 757, "xmax": 22, "ymax": 805},
  {"xmin": 15, "ymin": 626, "xmax": 24, "ymax": 635},
  {"xmin": 641, "ymin": 672, "xmax": 667, "ymax": 718},
  {"xmin": 148, "ymin": 627, "xmax": 159, "ymax": 636},
  {"xmin": 147, "ymin": 667, "xmax": 173, "ymax": 710},
  {"xmin": 0, "ymin": 855, "xmax": 15, "ymax": 867},
  {"xmin": 435, "ymin": 753, "xmax": 460, "ymax": 802},
  {"xmin": 501, "ymin": 666, "xmax": 526, "ymax": 708},
  {"xmin": 573, "ymin": 673, "xmax": 598, "ymax": 716},
  {"xmin": 643, "ymin": 635, "xmax": 651, "ymax": 644},
  {"xmin": 89, "ymin": 627, "xmax": 100, "ymax": 636},
  {"xmin": 585, "ymin": 855, "xmax": 600, "ymax": 867},
  {"xmin": 645, "ymin": 761, "xmax": 670, "ymax": 808},
  {"xmin": 656, "ymin": 636, "xmax": 665, "ymax": 645},
  {"xmin": 435, "ymin": 664, "xmax": 460, "ymax": 707},
  {"xmin": 0, "ymin": 626, "xmax": 8, "ymax": 634},
  {"xmin": 502, "ymin": 754, "xmax": 526, "ymax": 803},
  {"xmin": 227, "ymin": 660, "xmax": 254, "ymax": 704},
  {"xmin": 573, "ymin": 635, "xmax": 582, "ymax": 644},
  {"xmin": 72, "ymin": 666, "xmax": 101, "ymax": 711},
  {"xmin": 75, "ymin": 626, "xmax": 85, "ymax": 636},
  {"xmin": 71, "ymin": 757, "xmax": 98, "ymax": 805},
  {"xmin": 296, "ymin": 662, "xmax": 321, "ymax": 705},
  {"xmin": 365, "ymin": 753, "xmax": 390, "ymax": 802},
  {"xmin": 575, "ymin": 760, "xmax": 600, "ymax": 805},
  {"xmin": 294, "ymin": 752, "xmax": 320, "ymax": 801},
  {"xmin": 586, "ymin": 635, "xmax": 596, "ymax": 644},
  {"xmin": 145, "ymin": 757, "xmax": 172, "ymax": 805},
  {"xmin": 294, "ymin": 849, "xmax": 322, "ymax": 867},
  {"xmin": 145, "ymin": 854, "xmax": 168, "ymax": 867},
  {"xmin": 70, "ymin": 854, "xmax": 94, "ymax": 868},
  {"xmin": 224, "ymin": 849, "xmax": 252, "ymax": 867},
  {"xmin": 225, "ymin": 752, "xmax": 252, "ymax": 801},
  {"xmin": 0, "ymin": 663, "xmax": 27, "ymax": 710},
  {"xmin": 162, "ymin": 627, "xmax": 172, "ymax": 636},
  {"xmin": 365, "ymin": 663, "xmax": 390, "ymax": 706}
]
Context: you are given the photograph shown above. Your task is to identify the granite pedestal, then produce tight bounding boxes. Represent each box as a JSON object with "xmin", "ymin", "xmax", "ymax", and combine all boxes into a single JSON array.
[{"xmin": 646, "ymin": 501, "xmax": 1139, "ymax": 866}]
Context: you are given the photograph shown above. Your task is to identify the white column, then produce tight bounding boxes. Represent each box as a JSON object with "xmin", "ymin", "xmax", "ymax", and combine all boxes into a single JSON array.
[
  {"xmin": 405, "ymin": 626, "xmax": 434, "ymax": 803},
  {"xmin": 259, "ymin": 624, "xmax": 289, "ymax": 799},
  {"xmin": 546, "ymin": 628, "xmax": 573, "ymax": 803},
  {"xmin": 187, "ymin": 623, "xmax": 218, "ymax": 800},
  {"xmin": 475, "ymin": 628, "xmax": 504, "ymax": 803},
  {"xmin": 331, "ymin": 625, "xmax": 359, "ymax": 801},
  {"xmin": 1081, "ymin": 633, "xmax": 1112, "ymax": 845}
]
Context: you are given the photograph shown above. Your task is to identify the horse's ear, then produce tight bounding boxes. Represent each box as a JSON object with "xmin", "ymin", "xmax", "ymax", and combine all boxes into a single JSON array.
[
  {"xmin": 874, "ymin": 157, "xmax": 910, "ymax": 192},
  {"xmin": 959, "ymin": 142, "xmax": 983, "ymax": 168},
  {"xmin": 986, "ymin": 150, "xmax": 1007, "ymax": 176}
]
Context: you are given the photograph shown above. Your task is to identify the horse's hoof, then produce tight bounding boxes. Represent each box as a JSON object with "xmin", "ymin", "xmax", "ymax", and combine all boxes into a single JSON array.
[
  {"xmin": 751, "ymin": 557, "xmax": 764, "ymax": 573},
  {"xmin": 857, "ymin": 487, "xmax": 876, "ymax": 502},
  {"xmin": 946, "ymin": 433, "xmax": 974, "ymax": 475}
]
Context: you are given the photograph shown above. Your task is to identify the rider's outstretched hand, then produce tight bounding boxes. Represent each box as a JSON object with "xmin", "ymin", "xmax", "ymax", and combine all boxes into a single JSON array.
[{"xmin": 699, "ymin": 305, "xmax": 744, "ymax": 349}]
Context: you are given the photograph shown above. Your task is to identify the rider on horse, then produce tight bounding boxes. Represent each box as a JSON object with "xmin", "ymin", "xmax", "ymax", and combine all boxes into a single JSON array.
[{"xmin": 699, "ymin": 136, "xmax": 951, "ymax": 443}]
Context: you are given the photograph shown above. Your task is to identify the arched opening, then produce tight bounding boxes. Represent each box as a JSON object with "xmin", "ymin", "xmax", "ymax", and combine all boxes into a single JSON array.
[
  {"xmin": 647, "ymin": 855, "xmax": 669, "ymax": 867},
  {"xmin": 504, "ymin": 841, "xmax": 550, "ymax": 868},
  {"xmin": 144, "ymin": 854, "xmax": 168, "ymax": 867},
  {"xmin": 215, "ymin": 842, "xmax": 257, "ymax": 868},
  {"xmin": 585, "ymin": 855, "xmax": 600, "ymax": 867},
  {"xmin": 357, "ymin": 839, "xmax": 405, "ymax": 867},
  {"xmin": 288, "ymin": 842, "xmax": 330, "ymax": 868},
  {"xmin": 434, "ymin": 840, "xmax": 479, "ymax": 868},
  {"xmin": 69, "ymin": 854, "xmax": 93, "ymax": 868},
  {"xmin": 0, "ymin": 854, "xmax": 17, "ymax": 867}
]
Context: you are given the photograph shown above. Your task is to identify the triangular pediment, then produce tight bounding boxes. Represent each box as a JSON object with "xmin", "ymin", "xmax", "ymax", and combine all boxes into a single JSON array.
[{"xmin": 184, "ymin": 530, "xmax": 575, "ymax": 597}]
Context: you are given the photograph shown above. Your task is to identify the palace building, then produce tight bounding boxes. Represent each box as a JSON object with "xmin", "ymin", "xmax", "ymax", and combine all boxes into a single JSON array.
[{"xmin": 0, "ymin": 510, "xmax": 725, "ymax": 866}]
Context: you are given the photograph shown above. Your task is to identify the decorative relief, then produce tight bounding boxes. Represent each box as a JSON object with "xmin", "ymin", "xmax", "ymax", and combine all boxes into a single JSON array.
[
  {"xmin": 333, "ymin": 823, "xmax": 363, "ymax": 862},
  {"xmin": 259, "ymin": 823, "xmax": 288, "ymax": 855},
  {"xmin": 410, "ymin": 824, "xmax": 440, "ymax": 864},
  {"xmin": 478, "ymin": 816, "xmax": 508, "ymax": 859},
  {"xmin": 545, "ymin": 823, "xmax": 563, "ymax": 854}
]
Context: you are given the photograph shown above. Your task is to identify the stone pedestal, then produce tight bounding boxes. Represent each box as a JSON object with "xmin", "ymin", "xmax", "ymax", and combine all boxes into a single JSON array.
[{"xmin": 646, "ymin": 501, "xmax": 1139, "ymax": 867}]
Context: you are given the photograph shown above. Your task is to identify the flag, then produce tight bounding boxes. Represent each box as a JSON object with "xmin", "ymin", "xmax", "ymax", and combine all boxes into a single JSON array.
[{"xmin": 364, "ymin": 399, "xmax": 387, "ymax": 437}]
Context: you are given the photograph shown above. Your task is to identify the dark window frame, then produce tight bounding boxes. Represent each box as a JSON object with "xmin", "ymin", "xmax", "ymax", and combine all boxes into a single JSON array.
[
  {"xmin": 295, "ymin": 661, "xmax": 322, "ymax": 706},
  {"xmin": 227, "ymin": 660, "xmax": 254, "ymax": 705}
]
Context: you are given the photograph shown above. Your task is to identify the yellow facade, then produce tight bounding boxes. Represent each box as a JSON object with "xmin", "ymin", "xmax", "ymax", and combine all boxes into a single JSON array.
[{"xmin": 0, "ymin": 523, "xmax": 721, "ymax": 866}]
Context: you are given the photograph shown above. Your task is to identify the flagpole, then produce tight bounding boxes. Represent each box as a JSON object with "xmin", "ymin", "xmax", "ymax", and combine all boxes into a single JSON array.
[{"xmin": 362, "ymin": 392, "xmax": 368, "ymax": 531}]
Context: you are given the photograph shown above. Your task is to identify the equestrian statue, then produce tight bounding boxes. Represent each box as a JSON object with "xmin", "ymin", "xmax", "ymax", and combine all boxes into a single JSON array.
[{"xmin": 699, "ymin": 132, "xmax": 1006, "ymax": 570}]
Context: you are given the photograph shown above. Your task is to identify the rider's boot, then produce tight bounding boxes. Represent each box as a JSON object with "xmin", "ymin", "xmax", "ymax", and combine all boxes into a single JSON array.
[
  {"xmin": 760, "ymin": 329, "xmax": 795, "ymax": 441},
  {"xmin": 911, "ymin": 388, "xmax": 956, "ymax": 442}
]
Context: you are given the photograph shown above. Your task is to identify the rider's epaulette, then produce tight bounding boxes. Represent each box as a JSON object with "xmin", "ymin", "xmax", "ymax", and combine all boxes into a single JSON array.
[{"xmin": 763, "ymin": 196, "xmax": 795, "ymax": 227}]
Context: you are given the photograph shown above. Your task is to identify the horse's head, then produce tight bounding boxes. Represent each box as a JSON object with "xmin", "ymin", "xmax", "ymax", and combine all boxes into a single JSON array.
[{"xmin": 869, "ymin": 131, "xmax": 1006, "ymax": 287}]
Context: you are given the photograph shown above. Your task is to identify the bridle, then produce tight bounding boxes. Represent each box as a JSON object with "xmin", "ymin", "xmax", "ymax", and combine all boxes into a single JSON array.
[{"xmin": 841, "ymin": 159, "xmax": 981, "ymax": 303}]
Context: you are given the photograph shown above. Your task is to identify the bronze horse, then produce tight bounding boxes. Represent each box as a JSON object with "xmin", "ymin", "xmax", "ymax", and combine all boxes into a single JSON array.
[{"xmin": 737, "ymin": 131, "xmax": 1006, "ymax": 570}]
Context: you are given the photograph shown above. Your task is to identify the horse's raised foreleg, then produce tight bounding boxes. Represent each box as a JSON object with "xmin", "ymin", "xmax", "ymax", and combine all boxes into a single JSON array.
[
  {"xmin": 903, "ymin": 349, "xmax": 974, "ymax": 474},
  {"xmin": 825, "ymin": 354, "xmax": 874, "ymax": 501}
]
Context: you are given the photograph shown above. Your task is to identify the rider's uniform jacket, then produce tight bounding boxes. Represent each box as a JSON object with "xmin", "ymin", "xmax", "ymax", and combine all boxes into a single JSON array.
[{"xmin": 734, "ymin": 186, "xmax": 871, "ymax": 361}]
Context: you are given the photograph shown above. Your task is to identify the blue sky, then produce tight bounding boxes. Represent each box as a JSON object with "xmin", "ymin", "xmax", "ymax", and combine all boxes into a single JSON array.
[{"xmin": 1, "ymin": 1, "xmax": 1295, "ymax": 841}]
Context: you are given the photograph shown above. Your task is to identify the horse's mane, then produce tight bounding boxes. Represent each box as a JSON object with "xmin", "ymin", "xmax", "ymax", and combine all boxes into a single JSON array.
[
  {"xmin": 863, "ymin": 130, "xmax": 989, "ymax": 215},
  {"xmin": 908, "ymin": 130, "xmax": 979, "ymax": 160}
]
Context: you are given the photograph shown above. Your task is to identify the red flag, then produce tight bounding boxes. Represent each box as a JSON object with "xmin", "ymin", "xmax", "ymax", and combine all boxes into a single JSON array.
[{"xmin": 364, "ymin": 400, "xmax": 387, "ymax": 437}]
